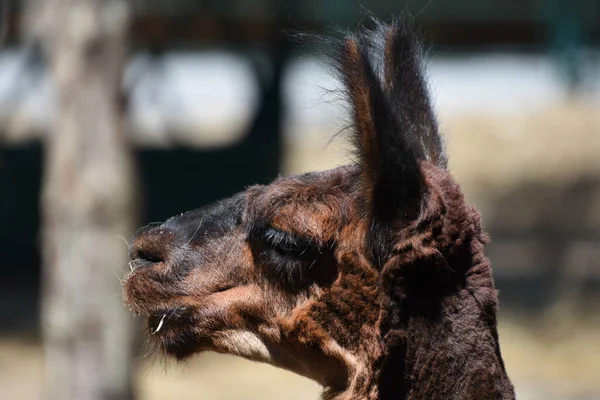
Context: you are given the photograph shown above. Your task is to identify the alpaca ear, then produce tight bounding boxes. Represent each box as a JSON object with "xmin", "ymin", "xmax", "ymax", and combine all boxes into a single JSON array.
[
  {"xmin": 382, "ymin": 23, "xmax": 446, "ymax": 169},
  {"xmin": 337, "ymin": 22, "xmax": 446, "ymax": 220}
]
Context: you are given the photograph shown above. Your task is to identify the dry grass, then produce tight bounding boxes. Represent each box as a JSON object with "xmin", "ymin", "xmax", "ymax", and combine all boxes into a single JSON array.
[{"xmin": 499, "ymin": 314, "xmax": 600, "ymax": 400}]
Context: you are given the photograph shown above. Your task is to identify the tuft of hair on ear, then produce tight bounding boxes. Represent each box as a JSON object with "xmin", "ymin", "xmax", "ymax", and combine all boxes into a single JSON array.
[
  {"xmin": 381, "ymin": 20, "xmax": 446, "ymax": 169},
  {"xmin": 332, "ymin": 18, "xmax": 446, "ymax": 221}
]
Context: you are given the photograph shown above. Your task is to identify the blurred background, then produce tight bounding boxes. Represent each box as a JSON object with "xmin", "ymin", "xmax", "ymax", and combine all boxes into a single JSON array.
[{"xmin": 0, "ymin": 0, "xmax": 599, "ymax": 399}]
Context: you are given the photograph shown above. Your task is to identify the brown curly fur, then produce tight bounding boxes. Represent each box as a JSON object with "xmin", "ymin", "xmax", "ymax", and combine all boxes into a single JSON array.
[{"xmin": 122, "ymin": 19, "xmax": 515, "ymax": 399}]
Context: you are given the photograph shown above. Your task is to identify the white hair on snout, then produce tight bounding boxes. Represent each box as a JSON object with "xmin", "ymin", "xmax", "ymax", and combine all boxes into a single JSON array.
[
  {"xmin": 185, "ymin": 217, "xmax": 205, "ymax": 246},
  {"xmin": 151, "ymin": 314, "xmax": 167, "ymax": 334}
]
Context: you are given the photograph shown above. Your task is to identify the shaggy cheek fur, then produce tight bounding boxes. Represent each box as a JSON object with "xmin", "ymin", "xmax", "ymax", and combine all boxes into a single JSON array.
[{"xmin": 272, "ymin": 245, "xmax": 383, "ymax": 396}]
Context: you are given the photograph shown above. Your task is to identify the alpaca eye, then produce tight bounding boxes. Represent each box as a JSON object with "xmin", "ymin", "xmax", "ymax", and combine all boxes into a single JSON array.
[
  {"xmin": 255, "ymin": 226, "xmax": 328, "ymax": 288},
  {"xmin": 262, "ymin": 228, "xmax": 311, "ymax": 256}
]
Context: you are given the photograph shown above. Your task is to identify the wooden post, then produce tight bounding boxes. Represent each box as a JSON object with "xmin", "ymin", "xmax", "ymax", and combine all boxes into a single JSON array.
[{"xmin": 26, "ymin": 1, "xmax": 137, "ymax": 399}]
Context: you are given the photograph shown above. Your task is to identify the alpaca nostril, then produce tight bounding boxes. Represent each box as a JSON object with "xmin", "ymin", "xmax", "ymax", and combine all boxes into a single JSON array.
[
  {"xmin": 129, "ymin": 247, "xmax": 164, "ymax": 272},
  {"xmin": 133, "ymin": 247, "xmax": 164, "ymax": 264},
  {"xmin": 129, "ymin": 226, "xmax": 170, "ymax": 269}
]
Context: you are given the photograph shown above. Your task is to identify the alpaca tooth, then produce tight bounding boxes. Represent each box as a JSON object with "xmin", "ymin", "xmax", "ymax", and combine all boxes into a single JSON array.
[{"xmin": 152, "ymin": 313, "xmax": 167, "ymax": 334}]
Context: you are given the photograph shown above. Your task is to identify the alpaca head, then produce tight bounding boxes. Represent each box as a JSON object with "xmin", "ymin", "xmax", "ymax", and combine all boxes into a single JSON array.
[{"xmin": 123, "ymin": 21, "xmax": 480, "ymax": 397}]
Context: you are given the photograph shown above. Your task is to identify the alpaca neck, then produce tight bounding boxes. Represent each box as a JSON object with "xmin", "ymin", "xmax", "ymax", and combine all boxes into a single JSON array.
[
  {"xmin": 323, "ymin": 377, "xmax": 378, "ymax": 400},
  {"xmin": 321, "ymin": 355, "xmax": 384, "ymax": 400}
]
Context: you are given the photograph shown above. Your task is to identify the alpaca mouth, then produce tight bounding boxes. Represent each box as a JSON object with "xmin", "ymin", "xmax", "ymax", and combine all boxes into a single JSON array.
[{"xmin": 147, "ymin": 307, "xmax": 191, "ymax": 335}]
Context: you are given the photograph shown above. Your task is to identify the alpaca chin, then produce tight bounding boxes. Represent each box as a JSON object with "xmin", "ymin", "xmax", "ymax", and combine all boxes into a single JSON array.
[{"xmin": 212, "ymin": 330, "xmax": 272, "ymax": 362}]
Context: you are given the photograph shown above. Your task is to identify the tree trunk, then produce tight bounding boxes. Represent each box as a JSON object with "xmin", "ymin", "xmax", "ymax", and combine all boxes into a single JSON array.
[{"xmin": 27, "ymin": 1, "xmax": 137, "ymax": 399}]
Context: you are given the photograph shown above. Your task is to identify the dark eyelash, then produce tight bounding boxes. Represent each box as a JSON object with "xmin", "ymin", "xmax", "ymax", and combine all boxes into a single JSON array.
[
  {"xmin": 262, "ymin": 228, "xmax": 313, "ymax": 254},
  {"xmin": 252, "ymin": 226, "xmax": 336, "ymax": 290}
]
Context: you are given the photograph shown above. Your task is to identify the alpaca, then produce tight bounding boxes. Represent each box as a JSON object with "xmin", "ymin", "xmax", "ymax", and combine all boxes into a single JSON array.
[{"xmin": 123, "ymin": 20, "xmax": 515, "ymax": 400}]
